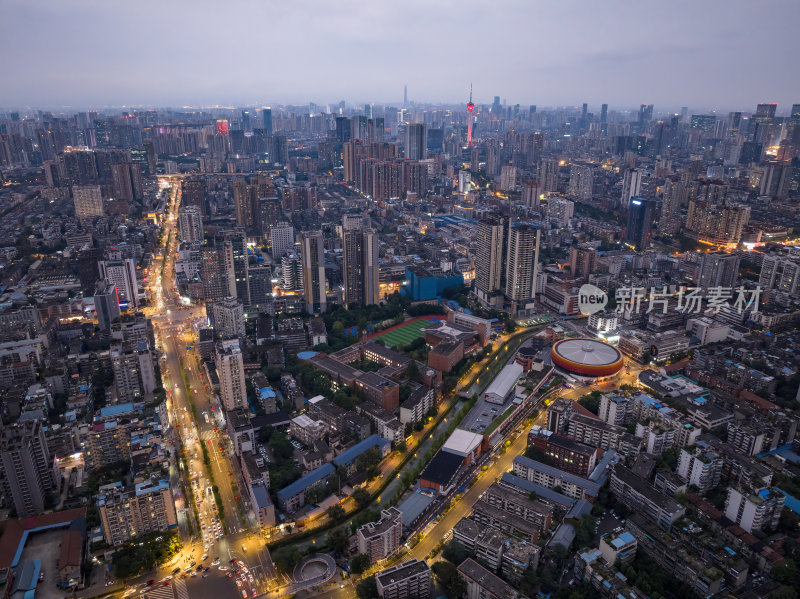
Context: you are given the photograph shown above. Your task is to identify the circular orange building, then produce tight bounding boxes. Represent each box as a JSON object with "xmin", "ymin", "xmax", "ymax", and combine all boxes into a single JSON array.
[{"xmin": 551, "ymin": 338, "xmax": 623, "ymax": 377}]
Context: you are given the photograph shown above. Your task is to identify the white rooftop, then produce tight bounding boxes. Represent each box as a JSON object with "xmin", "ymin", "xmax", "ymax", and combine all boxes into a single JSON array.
[{"xmin": 443, "ymin": 429, "xmax": 483, "ymax": 456}]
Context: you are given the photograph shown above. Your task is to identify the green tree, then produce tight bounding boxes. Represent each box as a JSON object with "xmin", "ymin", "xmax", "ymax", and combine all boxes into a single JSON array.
[
  {"xmin": 355, "ymin": 575, "xmax": 379, "ymax": 599},
  {"xmin": 432, "ymin": 561, "xmax": 466, "ymax": 599},
  {"xmin": 272, "ymin": 546, "xmax": 301, "ymax": 573},
  {"xmin": 349, "ymin": 553, "xmax": 370, "ymax": 575},
  {"xmin": 327, "ymin": 505, "xmax": 346, "ymax": 521},
  {"xmin": 353, "ymin": 488, "xmax": 371, "ymax": 508},
  {"xmin": 326, "ymin": 528, "xmax": 350, "ymax": 557},
  {"xmin": 442, "ymin": 540, "xmax": 471, "ymax": 566}
]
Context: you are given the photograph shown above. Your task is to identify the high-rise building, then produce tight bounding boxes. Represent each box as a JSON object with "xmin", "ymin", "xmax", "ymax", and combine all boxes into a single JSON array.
[
  {"xmin": 621, "ymin": 169, "xmax": 643, "ymax": 208},
  {"xmin": 696, "ymin": 252, "xmax": 741, "ymax": 290},
  {"xmin": 282, "ymin": 253, "xmax": 304, "ymax": 292},
  {"xmin": 500, "ymin": 165, "xmax": 517, "ymax": 191},
  {"xmin": 724, "ymin": 486, "xmax": 784, "ymax": 533},
  {"xmin": 569, "ymin": 245, "xmax": 598, "ymax": 282},
  {"xmin": 567, "ymin": 164, "xmax": 593, "ymax": 201},
  {"xmin": 216, "ymin": 339, "xmax": 247, "ymax": 410},
  {"xmin": 94, "ymin": 280, "xmax": 121, "ymax": 331},
  {"xmin": 181, "ymin": 177, "xmax": 206, "ymax": 216},
  {"xmin": 759, "ymin": 255, "xmax": 800, "ymax": 294},
  {"xmin": 98, "ymin": 252, "xmax": 140, "ymax": 307},
  {"xmin": 262, "ymin": 108, "xmax": 273, "ymax": 136},
  {"xmin": 72, "ymin": 184, "xmax": 104, "ymax": 219},
  {"xmin": 301, "ymin": 231, "xmax": 327, "ymax": 313},
  {"xmin": 256, "ymin": 197, "xmax": 281, "ymax": 235},
  {"xmin": 0, "ymin": 421, "xmax": 55, "ymax": 517},
  {"xmin": 475, "ymin": 216, "xmax": 505, "ymax": 302},
  {"xmin": 343, "ymin": 226, "xmax": 379, "ymax": 307},
  {"xmin": 625, "ymin": 198, "xmax": 657, "ymax": 250},
  {"xmin": 111, "ymin": 341, "xmax": 157, "ymax": 402},
  {"xmin": 760, "ymin": 162, "xmax": 791, "ymax": 200},
  {"xmin": 233, "ymin": 178, "xmax": 254, "ymax": 228},
  {"xmin": 98, "ymin": 479, "xmax": 177, "ymax": 546},
  {"xmin": 210, "ymin": 297, "xmax": 245, "ymax": 339},
  {"xmin": 201, "ymin": 241, "xmax": 236, "ymax": 303},
  {"xmin": 505, "ymin": 223, "xmax": 541, "ymax": 307},
  {"xmin": 357, "ymin": 507, "xmax": 403, "ymax": 563},
  {"xmin": 685, "ymin": 200, "xmax": 749, "ymax": 244},
  {"xmin": 248, "ymin": 264, "xmax": 273, "ymax": 313},
  {"xmin": 538, "ymin": 158, "xmax": 560, "ymax": 192},
  {"xmin": 522, "ymin": 180, "xmax": 541, "ymax": 210},
  {"xmin": 546, "ymin": 197, "xmax": 574, "ymax": 227},
  {"xmin": 270, "ymin": 222, "xmax": 295, "ymax": 258},
  {"xmin": 178, "ymin": 205, "xmax": 204, "ymax": 243},
  {"xmin": 405, "ymin": 123, "xmax": 427, "ymax": 160}
]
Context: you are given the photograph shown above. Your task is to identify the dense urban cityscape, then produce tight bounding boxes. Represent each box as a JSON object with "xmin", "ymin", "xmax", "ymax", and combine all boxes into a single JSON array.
[{"xmin": 2, "ymin": 3, "xmax": 800, "ymax": 599}]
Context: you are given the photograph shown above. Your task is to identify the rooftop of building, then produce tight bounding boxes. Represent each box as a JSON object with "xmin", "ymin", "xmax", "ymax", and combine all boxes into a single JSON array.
[{"xmin": 457, "ymin": 558, "xmax": 518, "ymax": 599}]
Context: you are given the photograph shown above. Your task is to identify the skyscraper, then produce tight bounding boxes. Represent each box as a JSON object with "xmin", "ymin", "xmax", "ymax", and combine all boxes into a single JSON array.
[
  {"xmin": 270, "ymin": 222, "xmax": 295, "ymax": 258},
  {"xmin": 210, "ymin": 296, "xmax": 245, "ymax": 339},
  {"xmin": 505, "ymin": 223, "xmax": 541, "ymax": 313},
  {"xmin": 621, "ymin": 169, "xmax": 643, "ymax": 208},
  {"xmin": 568, "ymin": 165, "xmax": 593, "ymax": 201},
  {"xmin": 343, "ymin": 226, "xmax": 379, "ymax": 307},
  {"xmin": 178, "ymin": 205, "xmax": 203, "ymax": 243},
  {"xmin": 216, "ymin": 339, "xmax": 247, "ymax": 411},
  {"xmin": 697, "ymin": 252, "xmax": 741, "ymax": 290},
  {"xmin": 98, "ymin": 251, "xmax": 139, "ymax": 307},
  {"xmin": 0, "ymin": 421, "xmax": 55, "ymax": 517},
  {"xmin": 475, "ymin": 216, "xmax": 505, "ymax": 303},
  {"xmin": 569, "ymin": 245, "xmax": 598, "ymax": 282},
  {"xmin": 301, "ymin": 231, "xmax": 327, "ymax": 313},
  {"xmin": 406, "ymin": 123, "xmax": 427, "ymax": 160},
  {"xmin": 181, "ymin": 176, "xmax": 206, "ymax": 216},
  {"xmin": 94, "ymin": 280, "xmax": 120, "ymax": 331},
  {"xmin": 262, "ymin": 107, "xmax": 273, "ymax": 136},
  {"xmin": 72, "ymin": 184, "xmax": 104, "ymax": 219},
  {"xmin": 625, "ymin": 197, "xmax": 657, "ymax": 250},
  {"xmin": 538, "ymin": 158, "xmax": 560, "ymax": 193}
]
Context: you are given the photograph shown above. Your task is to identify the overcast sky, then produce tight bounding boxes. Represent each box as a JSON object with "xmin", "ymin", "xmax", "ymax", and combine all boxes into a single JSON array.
[{"xmin": 1, "ymin": 0, "xmax": 798, "ymax": 113}]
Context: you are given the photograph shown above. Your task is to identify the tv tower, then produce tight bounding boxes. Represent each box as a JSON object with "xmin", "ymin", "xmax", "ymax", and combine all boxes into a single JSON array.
[{"xmin": 466, "ymin": 84, "xmax": 475, "ymax": 147}]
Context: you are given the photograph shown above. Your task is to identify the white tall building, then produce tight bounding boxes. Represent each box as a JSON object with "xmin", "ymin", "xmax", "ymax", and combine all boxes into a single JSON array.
[
  {"xmin": 210, "ymin": 297, "xmax": 245, "ymax": 339},
  {"xmin": 724, "ymin": 487, "xmax": 784, "ymax": 533},
  {"xmin": 178, "ymin": 205, "xmax": 204, "ymax": 243},
  {"xmin": 546, "ymin": 197, "xmax": 574, "ymax": 227},
  {"xmin": 269, "ymin": 222, "xmax": 295, "ymax": 259},
  {"xmin": 500, "ymin": 165, "xmax": 518, "ymax": 191},
  {"xmin": 99, "ymin": 253, "xmax": 140, "ymax": 307},
  {"xmin": 216, "ymin": 339, "xmax": 247, "ymax": 411},
  {"xmin": 759, "ymin": 255, "xmax": 800, "ymax": 294},
  {"xmin": 72, "ymin": 185, "xmax": 104, "ymax": 219},
  {"xmin": 282, "ymin": 253, "xmax": 304, "ymax": 291},
  {"xmin": 621, "ymin": 169, "xmax": 643, "ymax": 208}
]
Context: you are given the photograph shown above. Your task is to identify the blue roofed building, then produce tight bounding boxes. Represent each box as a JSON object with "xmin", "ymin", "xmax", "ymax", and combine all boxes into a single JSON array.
[
  {"xmin": 276, "ymin": 463, "xmax": 335, "ymax": 514},
  {"xmin": 599, "ymin": 531, "xmax": 637, "ymax": 564},
  {"xmin": 332, "ymin": 434, "xmax": 391, "ymax": 475},
  {"xmin": 403, "ymin": 266, "xmax": 464, "ymax": 301}
]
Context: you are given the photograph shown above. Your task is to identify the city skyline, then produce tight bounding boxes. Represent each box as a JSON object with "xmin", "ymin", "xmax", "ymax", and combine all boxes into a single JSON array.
[{"xmin": 2, "ymin": 0, "xmax": 799, "ymax": 110}]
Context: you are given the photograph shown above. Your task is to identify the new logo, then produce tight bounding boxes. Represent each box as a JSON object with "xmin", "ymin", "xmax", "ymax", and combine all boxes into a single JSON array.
[{"xmin": 578, "ymin": 284, "xmax": 608, "ymax": 315}]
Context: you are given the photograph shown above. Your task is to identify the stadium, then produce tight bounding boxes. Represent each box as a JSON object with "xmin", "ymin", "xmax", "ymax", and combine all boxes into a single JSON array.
[{"xmin": 550, "ymin": 338, "xmax": 624, "ymax": 378}]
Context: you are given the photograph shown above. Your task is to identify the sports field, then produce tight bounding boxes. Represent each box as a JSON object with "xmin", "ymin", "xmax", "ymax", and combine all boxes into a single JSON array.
[{"xmin": 373, "ymin": 318, "xmax": 439, "ymax": 348}]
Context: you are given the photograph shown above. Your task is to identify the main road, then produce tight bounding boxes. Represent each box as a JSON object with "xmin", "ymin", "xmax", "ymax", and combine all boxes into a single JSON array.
[{"xmin": 134, "ymin": 181, "xmax": 277, "ymax": 599}]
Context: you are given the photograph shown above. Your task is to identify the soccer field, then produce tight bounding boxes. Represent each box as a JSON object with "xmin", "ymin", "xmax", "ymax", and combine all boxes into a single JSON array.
[{"xmin": 374, "ymin": 319, "xmax": 437, "ymax": 348}]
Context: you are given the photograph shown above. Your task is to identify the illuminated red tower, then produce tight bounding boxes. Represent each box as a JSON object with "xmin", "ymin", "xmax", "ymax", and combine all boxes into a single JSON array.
[{"xmin": 466, "ymin": 84, "xmax": 475, "ymax": 147}]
